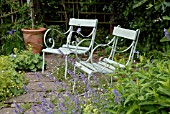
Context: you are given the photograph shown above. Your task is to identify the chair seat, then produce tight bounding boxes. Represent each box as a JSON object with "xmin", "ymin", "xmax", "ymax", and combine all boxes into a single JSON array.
[
  {"xmin": 42, "ymin": 48, "xmax": 65, "ymax": 54},
  {"xmin": 42, "ymin": 47, "xmax": 88, "ymax": 55},
  {"xmin": 62, "ymin": 44, "xmax": 89, "ymax": 50},
  {"xmin": 75, "ymin": 58, "xmax": 125, "ymax": 75}
]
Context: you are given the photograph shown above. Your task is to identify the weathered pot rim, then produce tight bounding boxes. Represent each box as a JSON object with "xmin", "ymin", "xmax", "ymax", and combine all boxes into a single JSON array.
[{"xmin": 21, "ymin": 27, "xmax": 46, "ymax": 33}]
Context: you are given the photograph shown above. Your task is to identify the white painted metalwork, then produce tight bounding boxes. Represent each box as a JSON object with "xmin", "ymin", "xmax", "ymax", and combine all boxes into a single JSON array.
[
  {"xmin": 74, "ymin": 26, "xmax": 140, "ymax": 82},
  {"xmin": 42, "ymin": 18, "xmax": 98, "ymax": 79}
]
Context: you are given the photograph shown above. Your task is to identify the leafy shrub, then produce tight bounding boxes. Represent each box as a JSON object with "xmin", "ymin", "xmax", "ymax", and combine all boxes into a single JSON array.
[
  {"xmin": 95, "ymin": 27, "xmax": 111, "ymax": 44},
  {"xmin": 113, "ymin": 0, "xmax": 170, "ymax": 55},
  {"xmin": 0, "ymin": 29, "xmax": 24, "ymax": 55},
  {"xmin": 0, "ymin": 56, "xmax": 26, "ymax": 102},
  {"xmin": 11, "ymin": 47, "xmax": 44, "ymax": 72},
  {"xmin": 103, "ymin": 56, "xmax": 170, "ymax": 113}
]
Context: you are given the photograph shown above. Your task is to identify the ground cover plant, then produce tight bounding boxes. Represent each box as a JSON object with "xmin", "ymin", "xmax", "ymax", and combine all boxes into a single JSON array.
[
  {"xmin": 107, "ymin": 56, "xmax": 170, "ymax": 113},
  {"xmin": 0, "ymin": 28, "xmax": 24, "ymax": 55},
  {"xmin": 0, "ymin": 46, "xmax": 43, "ymax": 108},
  {"xmin": 10, "ymin": 46, "xmax": 44, "ymax": 72},
  {"xmin": 11, "ymin": 49, "xmax": 170, "ymax": 113},
  {"xmin": 0, "ymin": 55, "xmax": 27, "ymax": 103}
]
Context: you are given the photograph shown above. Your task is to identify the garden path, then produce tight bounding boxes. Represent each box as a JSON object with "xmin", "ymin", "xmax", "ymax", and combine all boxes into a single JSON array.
[{"xmin": 0, "ymin": 54, "xmax": 64, "ymax": 114}]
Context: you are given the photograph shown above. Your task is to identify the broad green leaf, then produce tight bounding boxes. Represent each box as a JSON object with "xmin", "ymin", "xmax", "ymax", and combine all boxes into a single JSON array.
[
  {"xmin": 154, "ymin": 2, "xmax": 162, "ymax": 11},
  {"xmin": 160, "ymin": 37, "xmax": 170, "ymax": 42},
  {"xmin": 162, "ymin": 16, "xmax": 170, "ymax": 20},
  {"xmin": 145, "ymin": 107, "xmax": 160, "ymax": 113},
  {"xmin": 133, "ymin": 72, "xmax": 148, "ymax": 79},
  {"xmin": 161, "ymin": 110, "xmax": 169, "ymax": 114},
  {"xmin": 141, "ymin": 105, "xmax": 158, "ymax": 113},
  {"xmin": 124, "ymin": 93, "xmax": 136, "ymax": 106},
  {"xmin": 157, "ymin": 87, "xmax": 170, "ymax": 96},
  {"xmin": 164, "ymin": 2, "xmax": 170, "ymax": 7},
  {"xmin": 133, "ymin": 0, "xmax": 148, "ymax": 9},
  {"xmin": 29, "ymin": 64, "xmax": 35, "ymax": 70},
  {"xmin": 158, "ymin": 98, "xmax": 170, "ymax": 107},
  {"xmin": 105, "ymin": 109, "xmax": 117, "ymax": 113},
  {"xmin": 139, "ymin": 101, "xmax": 157, "ymax": 105},
  {"xmin": 158, "ymin": 79, "xmax": 170, "ymax": 88},
  {"xmin": 126, "ymin": 104, "xmax": 138, "ymax": 114},
  {"xmin": 138, "ymin": 96, "xmax": 144, "ymax": 101},
  {"xmin": 140, "ymin": 82, "xmax": 152, "ymax": 92},
  {"xmin": 146, "ymin": 3, "xmax": 153, "ymax": 9}
]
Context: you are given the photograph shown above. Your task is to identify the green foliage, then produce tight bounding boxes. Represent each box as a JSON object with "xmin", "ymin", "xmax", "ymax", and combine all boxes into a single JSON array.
[
  {"xmin": 82, "ymin": 104, "xmax": 99, "ymax": 114},
  {"xmin": 0, "ymin": 1, "xmax": 29, "ymax": 36},
  {"xmin": 0, "ymin": 1, "xmax": 44, "ymax": 54},
  {"xmin": 45, "ymin": 25, "xmax": 65, "ymax": 48},
  {"xmin": 21, "ymin": 19, "xmax": 45, "ymax": 30},
  {"xmin": 79, "ymin": 0, "xmax": 98, "ymax": 12},
  {"xmin": 111, "ymin": 0, "xmax": 170, "ymax": 55},
  {"xmin": 95, "ymin": 27, "xmax": 111, "ymax": 44},
  {"xmin": 20, "ymin": 103, "xmax": 32, "ymax": 112},
  {"xmin": 160, "ymin": 27, "xmax": 170, "ymax": 42},
  {"xmin": 0, "ymin": 1, "xmax": 28, "ymax": 55},
  {"xmin": 162, "ymin": 45, "xmax": 170, "ymax": 58},
  {"xmin": 0, "ymin": 29, "xmax": 24, "ymax": 55},
  {"xmin": 52, "ymin": 64, "xmax": 66, "ymax": 81},
  {"xmin": 103, "ymin": 56, "xmax": 170, "ymax": 113},
  {"xmin": 41, "ymin": 0, "xmax": 65, "ymax": 21},
  {"xmin": 11, "ymin": 47, "xmax": 44, "ymax": 72},
  {"xmin": 0, "ymin": 55, "xmax": 26, "ymax": 102},
  {"xmin": 0, "ymin": 102, "xmax": 7, "ymax": 109}
]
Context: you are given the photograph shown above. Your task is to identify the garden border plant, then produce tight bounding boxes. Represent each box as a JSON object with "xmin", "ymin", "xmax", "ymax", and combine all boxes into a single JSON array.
[
  {"xmin": 11, "ymin": 47, "xmax": 170, "ymax": 113},
  {"xmin": 0, "ymin": 0, "xmax": 27, "ymax": 55},
  {"xmin": 0, "ymin": 55, "xmax": 27, "ymax": 105},
  {"xmin": 10, "ymin": 45, "xmax": 45, "ymax": 72},
  {"xmin": 103, "ymin": 0, "xmax": 169, "ymax": 58}
]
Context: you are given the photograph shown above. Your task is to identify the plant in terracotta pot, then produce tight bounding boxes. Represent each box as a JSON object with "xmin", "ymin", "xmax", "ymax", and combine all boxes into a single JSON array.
[{"xmin": 21, "ymin": 0, "xmax": 46, "ymax": 54}]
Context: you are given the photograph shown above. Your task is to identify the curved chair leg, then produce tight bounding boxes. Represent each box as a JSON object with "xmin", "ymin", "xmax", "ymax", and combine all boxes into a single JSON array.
[{"xmin": 42, "ymin": 52, "xmax": 45, "ymax": 74}]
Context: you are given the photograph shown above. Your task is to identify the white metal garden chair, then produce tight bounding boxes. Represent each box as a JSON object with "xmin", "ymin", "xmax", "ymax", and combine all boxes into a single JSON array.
[
  {"xmin": 74, "ymin": 25, "xmax": 140, "ymax": 82},
  {"xmin": 42, "ymin": 18, "xmax": 98, "ymax": 79}
]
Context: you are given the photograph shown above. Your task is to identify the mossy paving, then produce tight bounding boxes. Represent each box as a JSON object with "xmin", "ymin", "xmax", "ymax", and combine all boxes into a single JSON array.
[{"xmin": 0, "ymin": 54, "xmax": 64, "ymax": 114}]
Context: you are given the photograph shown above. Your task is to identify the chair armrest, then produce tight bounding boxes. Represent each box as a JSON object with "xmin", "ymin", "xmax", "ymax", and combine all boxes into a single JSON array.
[
  {"xmin": 44, "ymin": 27, "xmax": 72, "ymax": 48},
  {"xmin": 88, "ymin": 36, "xmax": 116, "ymax": 62},
  {"xmin": 75, "ymin": 36, "xmax": 116, "ymax": 62},
  {"xmin": 75, "ymin": 39, "xmax": 91, "ymax": 61}
]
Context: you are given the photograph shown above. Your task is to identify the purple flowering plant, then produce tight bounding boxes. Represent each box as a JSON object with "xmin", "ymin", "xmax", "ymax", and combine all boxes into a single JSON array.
[
  {"xmin": 1, "ymin": 29, "xmax": 24, "ymax": 55},
  {"xmin": 7, "ymin": 30, "xmax": 16, "ymax": 35},
  {"xmin": 18, "ymin": 68, "xmax": 106, "ymax": 112},
  {"xmin": 13, "ymin": 49, "xmax": 123, "ymax": 113},
  {"xmin": 160, "ymin": 28, "xmax": 170, "ymax": 42}
]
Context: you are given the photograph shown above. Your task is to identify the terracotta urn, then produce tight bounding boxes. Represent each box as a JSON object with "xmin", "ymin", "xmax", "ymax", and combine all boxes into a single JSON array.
[{"xmin": 21, "ymin": 28, "xmax": 46, "ymax": 54}]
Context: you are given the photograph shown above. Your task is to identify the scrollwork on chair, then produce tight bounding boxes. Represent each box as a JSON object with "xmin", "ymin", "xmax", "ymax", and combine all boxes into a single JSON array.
[
  {"xmin": 44, "ymin": 27, "xmax": 72, "ymax": 48},
  {"xmin": 42, "ymin": 18, "xmax": 98, "ymax": 79}
]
